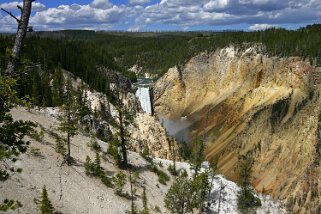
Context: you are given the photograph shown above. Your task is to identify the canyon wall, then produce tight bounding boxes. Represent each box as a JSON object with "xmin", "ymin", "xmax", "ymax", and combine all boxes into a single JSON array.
[{"xmin": 154, "ymin": 45, "xmax": 321, "ymax": 213}]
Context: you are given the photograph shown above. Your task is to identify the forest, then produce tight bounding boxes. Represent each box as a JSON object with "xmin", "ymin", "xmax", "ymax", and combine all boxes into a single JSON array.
[{"xmin": 0, "ymin": 24, "xmax": 320, "ymax": 107}]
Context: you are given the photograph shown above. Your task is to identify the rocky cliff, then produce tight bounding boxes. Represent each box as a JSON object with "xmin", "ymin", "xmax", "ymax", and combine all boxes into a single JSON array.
[
  {"xmin": 154, "ymin": 45, "xmax": 321, "ymax": 213},
  {"xmin": 130, "ymin": 112, "xmax": 177, "ymax": 160}
]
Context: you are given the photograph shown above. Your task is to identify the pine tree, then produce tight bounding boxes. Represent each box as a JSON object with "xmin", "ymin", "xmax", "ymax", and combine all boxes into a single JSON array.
[
  {"xmin": 0, "ymin": 0, "xmax": 34, "ymax": 179},
  {"xmin": 39, "ymin": 186, "xmax": 55, "ymax": 214},
  {"xmin": 129, "ymin": 170, "xmax": 137, "ymax": 214},
  {"xmin": 54, "ymin": 135, "xmax": 66, "ymax": 155},
  {"xmin": 94, "ymin": 152, "xmax": 102, "ymax": 174},
  {"xmin": 164, "ymin": 171, "xmax": 209, "ymax": 214},
  {"xmin": 164, "ymin": 171, "xmax": 190, "ymax": 214},
  {"xmin": 113, "ymin": 171, "xmax": 126, "ymax": 195},
  {"xmin": 0, "ymin": 76, "xmax": 34, "ymax": 163},
  {"xmin": 169, "ymin": 137, "xmax": 177, "ymax": 176},
  {"xmin": 31, "ymin": 71, "xmax": 42, "ymax": 107},
  {"xmin": 114, "ymin": 89, "xmax": 133, "ymax": 168},
  {"xmin": 237, "ymin": 155, "xmax": 261, "ymax": 213},
  {"xmin": 52, "ymin": 68, "xmax": 64, "ymax": 106},
  {"xmin": 57, "ymin": 78, "xmax": 78, "ymax": 163},
  {"xmin": 207, "ymin": 158, "xmax": 218, "ymax": 206},
  {"xmin": 107, "ymin": 139, "xmax": 122, "ymax": 166},
  {"xmin": 188, "ymin": 172, "xmax": 209, "ymax": 213},
  {"xmin": 41, "ymin": 72, "xmax": 53, "ymax": 107},
  {"xmin": 191, "ymin": 139, "xmax": 205, "ymax": 175},
  {"xmin": 84, "ymin": 156, "xmax": 92, "ymax": 176},
  {"xmin": 117, "ymin": 95, "xmax": 128, "ymax": 168},
  {"xmin": 76, "ymin": 85, "xmax": 91, "ymax": 119},
  {"xmin": 141, "ymin": 186, "xmax": 149, "ymax": 214}
]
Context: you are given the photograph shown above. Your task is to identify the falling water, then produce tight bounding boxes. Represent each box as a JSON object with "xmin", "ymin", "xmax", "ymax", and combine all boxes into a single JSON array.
[
  {"xmin": 135, "ymin": 87, "xmax": 152, "ymax": 114},
  {"xmin": 135, "ymin": 78, "xmax": 154, "ymax": 114},
  {"xmin": 135, "ymin": 78, "xmax": 192, "ymax": 142}
]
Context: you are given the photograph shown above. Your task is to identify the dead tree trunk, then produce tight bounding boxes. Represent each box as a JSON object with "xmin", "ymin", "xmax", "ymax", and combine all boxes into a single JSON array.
[
  {"xmin": 170, "ymin": 138, "xmax": 177, "ymax": 176},
  {"xmin": 5, "ymin": 0, "xmax": 33, "ymax": 74},
  {"xmin": 217, "ymin": 181, "xmax": 225, "ymax": 214},
  {"xmin": 119, "ymin": 108, "xmax": 128, "ymax": 168},
  {"xmin": 116, "ymin": 91, "xmax": 128, "ymax": 168},
  {"xmin": 0, "ymin": 0, "xmax": 33, "ymax": 113},
  {"xmin": 129, "ymin": 170, "xmax": 135, "ymax": 213}
]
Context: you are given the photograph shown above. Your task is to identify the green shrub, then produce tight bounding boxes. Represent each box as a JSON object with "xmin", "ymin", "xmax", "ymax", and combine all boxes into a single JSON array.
[
  {"xmin": 30, "ymin": 129, "xmax": 45, "ymax": 143},
  {"xmin": 113, "ymin": 171, "xmax": 127, "ymax": 195},
  {"xmin": 39, "ymin": 186, "xmax": 55, "ymax": 214},
  {"xmin": 132, "ymin": 171, "xmax": 140, "ymax": 184},
  {"xmin": 148, "ymin": 164, "xmax": 170, "ymax": 185},
  {"xmin": 100, "ymin": 174, "xmax": 113, "ymax": 188},
  {"xmin": 30, "ymin": 147, "xmax": 41, "ymax": 157},
  {"xmin": 0, "ymin": 169, "xmax": 9, "ymax": 181},
  {"xmin": 84, "ymin": 153, "xmax": 103, "ymax": 175},
  {"xmin": 84, "ymin": 154, "xmax": 113, "ymax": 188},
  {"xmin": 158, "ymin": 172, "xmax": 170, "ymax": 185},
  {"xmin": 140, "ymin": 143, "xmax": 151, "ymax": 161},
  {"xmin": 141, "ymin": 187, "xmax": 150, "ymax": 214},
  {"xmin": 54, "ymin": 136, "xmax": 66, "ymax": 155},
  {"xmin": 153, "ymin": 205, "xmax": 161, "ymax": 213},
  {"xmin": 84, "ymin": 156, "xmax": 93, "ymax": 176},
  {"xmin": 88, "ymin": 135, "xmax": 101, "ymax": 152},
  {"xmin": 0, "ymin": 199, "xmax": 22, "ymax": 211},
  {"xmin": 126, "ymin": 203, "xmax": 139, "ymax": 214},
  {"xmin": 167, "ymin": 164, "xmax": 177, "ymax": 176},
  {"xmin": 107, "ymin": 139, "xmax": 121, "ymax": 166}
]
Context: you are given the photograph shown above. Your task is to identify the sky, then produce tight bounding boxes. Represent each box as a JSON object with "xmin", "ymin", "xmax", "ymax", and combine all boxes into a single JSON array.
[{"xmin": 0, "ymin": 0, "xmax": 320, "ymax": 32}]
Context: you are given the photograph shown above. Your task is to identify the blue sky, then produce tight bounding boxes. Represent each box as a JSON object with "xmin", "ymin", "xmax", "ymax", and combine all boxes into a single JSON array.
[{"xmin": 0, "ymin": 0, "xmax": 320, "ymax": 32}]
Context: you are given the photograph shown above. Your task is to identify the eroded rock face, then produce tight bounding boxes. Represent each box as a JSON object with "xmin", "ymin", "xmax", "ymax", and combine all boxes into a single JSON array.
[
  {"xmin": 154, "ymin": 45, "xmax": 321, "ymax": 213},
  {"xmin": 130, "ymin": 113, "xmax": 177, "ymax": 160}
]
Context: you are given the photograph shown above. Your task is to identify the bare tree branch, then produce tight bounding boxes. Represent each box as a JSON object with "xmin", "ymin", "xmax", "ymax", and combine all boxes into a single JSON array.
[
  {"xmin": 10, "ymin": 64, "xmax": 42, "ymax": 77},
  {"xmin": 17, "ymin": 5, "xmax": 23, "ymax": 13},
  {"xmin": 0, "ymin": 8, "xmax": 20, "ymax": 23},
  {"xmin": 5, "ymin": 0, "xmax": 33, "ymax": 74}
]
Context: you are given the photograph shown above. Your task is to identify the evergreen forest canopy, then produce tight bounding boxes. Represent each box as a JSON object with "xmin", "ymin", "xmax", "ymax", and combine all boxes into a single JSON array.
[{"xmin": 0, "ymin": 24, "xmax": 320, "ymax": 107}]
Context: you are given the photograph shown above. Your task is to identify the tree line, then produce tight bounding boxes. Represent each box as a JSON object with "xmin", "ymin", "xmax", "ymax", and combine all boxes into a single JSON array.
[{"xmin": 0, "ymin": 24, "xmax": 320, "ymax": 108}]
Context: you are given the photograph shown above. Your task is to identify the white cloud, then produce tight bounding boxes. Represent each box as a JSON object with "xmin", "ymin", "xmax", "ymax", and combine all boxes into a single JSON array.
[
  {"xmin": 129, "ymin": 0, "xmax": 151, "ymax": 5},
  {"xmin": 0, "ymin": 0, "xmax": 320, "ymax": 32},
  {"xmin": 204, "ymin": 0, "xmax": 230, "ymax": 12},
  {"xmin": 136, "ymin": 0, "xmax": 320, "ymax": 29},
  {"xmin": 0, "ymin": 12, "xmax": 18, "ymax": 32},
  {"xmin": 90, "ymin": 0, "xmax": 112, "ymax": 9},
  {"xmin": 30, "ymin": 3, "xmax": 135, "ymax": 29},
  {"xmin": 0, "ymin": 1, "xmax": 46, "ymax": 12},
  {"xmin": 127, "ymin": 25, "xmax": 142, "ymax": 31},
  {"xmin": 249, "ymin": 23, "xmax": 275, "ymax": 31}
]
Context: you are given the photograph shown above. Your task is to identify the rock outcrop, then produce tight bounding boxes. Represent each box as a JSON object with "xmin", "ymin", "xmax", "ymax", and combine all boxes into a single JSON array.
[
  {"xmin": 154, "ymin": 45, "xmax": 321, "ymax": 213},
  {"xmin": 130, "ymin": 113, "xmax": 178, "ymax": 160}
]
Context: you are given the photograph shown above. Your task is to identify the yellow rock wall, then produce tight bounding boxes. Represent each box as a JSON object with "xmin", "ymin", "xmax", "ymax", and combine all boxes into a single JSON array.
[{"xmin": 154, "ymin": 45, "xmax": 321, "ymax": 213}]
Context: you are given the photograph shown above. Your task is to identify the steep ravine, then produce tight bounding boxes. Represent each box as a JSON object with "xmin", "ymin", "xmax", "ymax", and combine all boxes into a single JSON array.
[{"xmin": 154, "ymin": 45, "xmax": 321, "ymax": 213}]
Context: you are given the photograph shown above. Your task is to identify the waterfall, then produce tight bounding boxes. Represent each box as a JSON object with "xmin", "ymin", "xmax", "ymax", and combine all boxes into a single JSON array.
[{"xmin": 136, "ymin": 87, "xmax": 152, "ymax": 114}]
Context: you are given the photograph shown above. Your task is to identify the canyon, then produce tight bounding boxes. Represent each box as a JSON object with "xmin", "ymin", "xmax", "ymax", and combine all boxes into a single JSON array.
[{"xmin": 154, "ymin": 44, "xmax": 321, "ymax": 213}]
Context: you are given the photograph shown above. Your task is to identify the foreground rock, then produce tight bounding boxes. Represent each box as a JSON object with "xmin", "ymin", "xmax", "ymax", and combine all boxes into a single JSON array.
[{"xmin": 1, "ymin": 107, "xmax": 285, "ymax": 213}]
